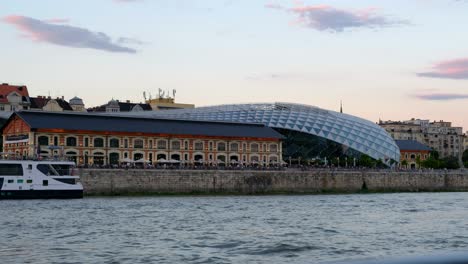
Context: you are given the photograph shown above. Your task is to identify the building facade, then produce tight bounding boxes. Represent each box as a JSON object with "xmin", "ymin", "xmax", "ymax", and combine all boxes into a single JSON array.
[
  {"xmin": 113, "ymin": 102, "xmax": 400, "ymax": 165},
  {"xmin": 379, "ymin": 118, "xmax": 464, "ymax": 160},
  {"xmin": 1, "ymin": 112, "xmax": 283, "ymax": 166},
  {"xmin": 0, "ymin": 83, "xmax": 31, "ymax": 112},
  {"xmin": 395, "ymin": 140, "xmax": 431, "ymax": 169}
]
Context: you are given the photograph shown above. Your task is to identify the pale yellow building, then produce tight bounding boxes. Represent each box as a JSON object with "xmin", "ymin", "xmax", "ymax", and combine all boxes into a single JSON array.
[
  {"xmin": 379, "ymin": 118, "xmax": 464, "ymax": 160},
  {"xmin": 146, "ymin": 97, "xmax": 194, "ymax": 111}
]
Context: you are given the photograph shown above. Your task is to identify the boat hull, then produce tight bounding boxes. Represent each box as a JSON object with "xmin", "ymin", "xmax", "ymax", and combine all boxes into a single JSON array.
[{"xmin": 0, "ymin": 189, "xmax": 83, "ymax": 199}]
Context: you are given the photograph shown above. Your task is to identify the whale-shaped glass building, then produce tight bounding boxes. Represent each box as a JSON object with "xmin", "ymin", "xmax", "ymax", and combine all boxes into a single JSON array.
[{"xmin": 118, "ymin": 102, "xmax": 400, "ymax": 164}]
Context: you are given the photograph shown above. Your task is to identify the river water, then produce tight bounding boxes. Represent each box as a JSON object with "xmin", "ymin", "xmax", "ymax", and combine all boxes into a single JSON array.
[{"xmin": 1, "ymin": 193, "xmax": 468, "ymax": 264}]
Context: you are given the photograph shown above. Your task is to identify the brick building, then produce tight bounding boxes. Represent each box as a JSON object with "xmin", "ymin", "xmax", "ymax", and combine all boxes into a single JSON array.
[
  {"xmin": 395, "ymin": 140, "xmax": 431, "ymax": 169},
  {"xmin": 1, "ymin": 111, "xmax": 283, "ymax": 166}
]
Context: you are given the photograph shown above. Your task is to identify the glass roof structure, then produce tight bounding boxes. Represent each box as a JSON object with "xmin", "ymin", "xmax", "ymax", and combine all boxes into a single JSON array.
[{"xmin": 117, "ymin": 102, "xmax": 400, "ymax": 163}]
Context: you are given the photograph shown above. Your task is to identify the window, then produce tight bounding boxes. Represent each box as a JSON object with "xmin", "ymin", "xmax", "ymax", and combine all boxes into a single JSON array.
[
  {"xmin": 157, "ymin": 140, "xmax": 167, "ymax": 150},
  {"xmin": 251, "ymin": 143, "xmax": 259, "ymax": 152},
  {"xmin": 84, "ymin": 137, "xmax": 89, "ymax": 147},
  {"xmin": 171, "ymin": 140, "xmax": 180, "ymax": 150},
  {"xmin": 217, "ymin": 142, "xmax": 226, "ymax": 151},
  {"xmin": 27, "ymin": 179, "xmax": 33, "ymax": 184},
  {"xmin": 110, "ymin": 138, "xmax": 120, "ymax": 148},
  {"xmin": 194, "ymin": 142, "xmax": 204, "ymax": 151},
  {"xmin": 0, "ymin": 164, "xmax": 23, "ymax": 176},
  {"xmin": 8, "ymin": 180, "xmax": 14, "ymax": 183},
  {"xmin": 38, "ymin": 136, "xmax": 49, "ymax": 146},
  {"xmin": 230, "ymin": 143, "xmax": 238, "ymax": 151},
  {"xmin": 270, "ymin": 144, "xmax": 278, "ymax": 152},
  {"xmin": 149, "ymin": 140, "xmax": 153, "ymax": 149},
  {"xmin": 184, "ymin": 141, "xmax": 189, "ymax": 150},
  {"xmin": 209, "ymin": 142, "xmax": 213, "ymax": 151},
  {"xmin": 124, "ymin": 139, "xmax": 129, "ymax": 148},
  {"xmin": 54, "ymin": 136, "xmax": 58, "ymax": 146},
  {"xmin": 134, "ymin": 139, "xmax": 144, "ymax": 149},
  {"xmin": 66, "ymin": 137, "xmax": 77, "ymax": 147},
  {"xmin": 17, "ymin": 179, "xmax": 23, "ymax": 184},
  {"xmin": 94, "ymin": 138, "xmax": 104, "ymax": 148},
  {"xmin": 43, "ymin": 180, "xmax": 48, "ymax": 186}
]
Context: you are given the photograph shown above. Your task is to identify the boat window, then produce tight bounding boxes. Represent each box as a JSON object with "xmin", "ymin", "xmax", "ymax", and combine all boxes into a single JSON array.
[
  {"xmin": 37, "ymin": 164, "xmax": 53, "ymax": 176},
  {"xmin": 28, "ymin": 164, "xmax": 33, "ymax": 170},
  {"xmin": 37, "ymin": 164, "xmax": 73, "ymax": 176},
  {"xmin": 17, "ymin": 179, "xmax": 23, "ymax": 184},
  {"xmin": 8, "ymin": 179, "xmax": 14, "ymax": 183},
  {"xmin": 43, "ymin": 180, "xmax": 48, "ymax": 186},
  {"xmin": 0, "ymin": 164, "xmax": 23, "ymax": 176},
  {"xmin": 27, "ymin": 180, "xmax": 33, "ymax": 184},
  {"xmin": 51, "ymin": 165, "xmax": 72, "ymax": 176}
]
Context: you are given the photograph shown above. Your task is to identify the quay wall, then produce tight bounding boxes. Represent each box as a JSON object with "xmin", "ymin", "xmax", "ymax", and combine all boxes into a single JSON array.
[{"xmin": 79, "ymin": 169, "xmax": 468, "ymax": 196}]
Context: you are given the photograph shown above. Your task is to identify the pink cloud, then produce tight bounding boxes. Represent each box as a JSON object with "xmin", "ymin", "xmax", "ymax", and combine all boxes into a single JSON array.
[
  {"xmin": 418, "ymin": 58, "xmax": 468, "ymax": 79},
  {"xmin": 2, "ymin": 15, "xmax": 138, "ymax": 53},
  {"xmin": 266, "ymin": 3, "xmax": 407, "ymax": 32}
]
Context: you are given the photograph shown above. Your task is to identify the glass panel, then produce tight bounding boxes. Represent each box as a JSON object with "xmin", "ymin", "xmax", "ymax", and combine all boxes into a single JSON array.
[{"xmin": 0, "ymin": 164, "xmax": 23, "ymax": 176}]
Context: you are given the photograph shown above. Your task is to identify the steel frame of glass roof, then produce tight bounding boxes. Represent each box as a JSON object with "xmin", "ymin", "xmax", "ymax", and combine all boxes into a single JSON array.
[{"xmin": 118, "ymin": 102, "xmax": 400, "ymax": 164}]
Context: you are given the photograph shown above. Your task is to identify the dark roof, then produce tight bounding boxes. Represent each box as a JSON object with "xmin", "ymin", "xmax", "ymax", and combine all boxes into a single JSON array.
[
  {"xmin": 30, "ymin": 97, "xmax": 73, "ymax": 111},
  {"xmin": 87, "ymin": 102, "xmax": 152, "ymax": 112},
  {"xmin": 118, "ymin": 102, "xmax": 152, "ymax": 111},
  {"xmin": 395, "ymin": 140, "xmax": 432, "ymax": 151},
  {"xmin": 9, "ymin": 111, "xmax": 283, "ymax": 139}
]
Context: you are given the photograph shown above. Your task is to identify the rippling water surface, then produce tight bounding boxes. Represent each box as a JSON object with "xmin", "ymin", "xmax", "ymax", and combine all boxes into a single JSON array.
[{"xmin": 2, "ymin": 193, "xmax": 468, "ymax": 263}]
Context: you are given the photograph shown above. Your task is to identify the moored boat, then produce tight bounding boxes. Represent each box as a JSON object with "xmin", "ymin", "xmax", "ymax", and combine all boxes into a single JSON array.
[{"xmin": 0, "ymin": 158, "xmax": 83, "ymax": 199}]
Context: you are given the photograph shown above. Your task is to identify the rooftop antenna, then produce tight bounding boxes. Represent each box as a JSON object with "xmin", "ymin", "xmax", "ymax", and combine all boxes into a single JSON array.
[
  {"xmin": 340, "ymin": 100, "xmax": 343, "ymax": 114},
  {"xmin": 158, "ymin": 88, "xmax": 162, "ymax": 98},
  {"xmin": 173, "ymin": 89, "xmax": 176, "ymax": 100},
  {"xmin": 143, "ymin": 91, "xmax": 147, "ymax": 101}
]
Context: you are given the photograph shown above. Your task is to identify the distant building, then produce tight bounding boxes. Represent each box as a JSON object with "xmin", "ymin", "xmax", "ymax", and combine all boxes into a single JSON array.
[
  {"xmin": 88, "ymin": 99, "xmax": 152, "ymax": 113},
  {"xmin": 1, "ymin": 111, "xmax": 283, "ymax": 166},
  {"xmin": 395, "ymin": 140, "xmax": 431, "ymax": 169},
  {"xmin": 146, "ymin": 97, "xmax": 194, "ymax": 111},
  {"xmin": 30, "ymin": 96, "xmax": 74, "ymax": 112},
  {"xmin": 69, "ymin": 96, "xmax": 87, "ymax": 112},
  {"xmin": 379, "ymin": 118, "xmax": 464, "ymax": 161},
  {"xmin": 464, "ymin": 132, "xmax": 468, "ymax": 152},
  {"xmin": 0, "ymin": 83, "xmax": 31, "ymax": 111}
]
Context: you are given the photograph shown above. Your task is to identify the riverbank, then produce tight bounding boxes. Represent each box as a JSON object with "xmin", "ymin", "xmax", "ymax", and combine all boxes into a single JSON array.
[{"xmin": 79, "ymin": 169, "xmax": 468, "ymax": 196}]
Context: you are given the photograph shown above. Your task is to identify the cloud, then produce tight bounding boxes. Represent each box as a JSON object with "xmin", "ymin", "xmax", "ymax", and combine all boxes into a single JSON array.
[
  {"xmin": 265, "ymin": 3, "xmax": 407, "ymax": 32},
  {"xmin": 413, "ymin": 93, "xmax": 468, "ymax": 101},
  {"xmin": 417, "ymin": 58, "xmax": 468, "ymax": 79},
  {"xmin": 2, "ymin": 15, "xmax": 138, "ymax": 53}
]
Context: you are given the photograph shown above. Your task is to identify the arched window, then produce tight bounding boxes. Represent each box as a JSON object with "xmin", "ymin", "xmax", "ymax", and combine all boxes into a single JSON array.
[
  {"xmin": 217, "ymin": 142, "xmax": 226, "ymax": 151},
  {"xmin": 171, "ymin": 140, "xmax": 180, "ymax": 150},
  {"xmin": 109, "ymin": 138, "xmax": 119, "ymax": 148},
  {"xmin": 270, "ymin": 144, "xmax": 278, "ymax": 152},
  {"xmin": 134, "ymin": 139, "xmax": 144, "ymax": 149},
  {"xmin": 66, "ymin": 137, "xmax": 77, "ymax": 147},
  {"xmin": 38, "ymin": 136, "xmax": 49, "ymax": 146},
  {"xmin": 94, "ymin": 138, "xmax": 104, "ymax": 148},
  {"xmin": 194, "ymin": 142, "xmax": 204, "ymax": 151},
  {"xmin": 250, "ymin": 143, "xmax": 259, "ymax": 152},
  {"xmin": 157, "ymin": 140, "xmax": 167, "ymax": 150},
  {"xmin": 230, "ymin": 143, "xmax": 238, "ymax": 151}
]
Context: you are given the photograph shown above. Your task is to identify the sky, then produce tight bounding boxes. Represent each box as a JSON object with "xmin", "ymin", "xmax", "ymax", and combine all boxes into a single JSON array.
[{"xmin": 1, "ymin": 0, "xmax": 467, "ymax": 130}]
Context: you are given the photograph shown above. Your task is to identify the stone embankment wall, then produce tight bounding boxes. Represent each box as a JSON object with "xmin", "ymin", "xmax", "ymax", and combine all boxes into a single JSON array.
[{"xmin": 79, "ymin": 169, "xmax": 468, "ymax": 196}]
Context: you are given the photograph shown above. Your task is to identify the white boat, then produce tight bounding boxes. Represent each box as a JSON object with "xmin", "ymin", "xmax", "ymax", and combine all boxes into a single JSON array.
[{"xmin": 0, "ymin": 159, "xmax": 83, "ymax": 199}]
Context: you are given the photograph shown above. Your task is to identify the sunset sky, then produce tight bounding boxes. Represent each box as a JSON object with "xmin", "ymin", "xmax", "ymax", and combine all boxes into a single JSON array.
[{"xmin": 1, "ymin": 0, "xmax": 467, "ymax": 130}]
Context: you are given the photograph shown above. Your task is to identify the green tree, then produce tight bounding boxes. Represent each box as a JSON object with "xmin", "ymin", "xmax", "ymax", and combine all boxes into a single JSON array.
[
  {"xmin": 401, "ymin": 160, "xmax": 408, "ymax": 168},
  {"xmin": 440, "ymin": 156, "xmax": 460, "ymax": 170}
]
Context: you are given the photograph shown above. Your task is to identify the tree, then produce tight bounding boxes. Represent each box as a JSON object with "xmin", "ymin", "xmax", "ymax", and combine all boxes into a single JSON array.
[
  {"xmin": 464, "ymin": 149, "xmax": 468, "ymax": 168},
  {"xmin": 440, "ymin": 156, "xmax": 460, "ymax": 170},
  {"xmin": 401, "ymin": 160, "xmax": 408, "ymax": 169}
]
